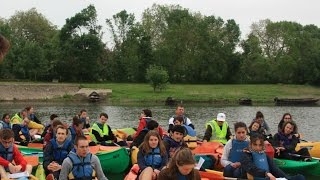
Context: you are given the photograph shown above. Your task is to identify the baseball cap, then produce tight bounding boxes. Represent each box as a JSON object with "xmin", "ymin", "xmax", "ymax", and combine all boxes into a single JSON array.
[{"xmin": 217, "ymin": 113, "xmax": 226, "ymax": 121}]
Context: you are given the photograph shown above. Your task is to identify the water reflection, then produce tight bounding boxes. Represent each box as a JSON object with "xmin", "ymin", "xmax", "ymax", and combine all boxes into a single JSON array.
[{"xmin": 0, "ymin": 102, "xmax": 319, "ymax": 141}]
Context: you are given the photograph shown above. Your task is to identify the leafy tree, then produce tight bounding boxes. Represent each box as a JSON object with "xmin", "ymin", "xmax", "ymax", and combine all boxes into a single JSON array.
[
  {"xmin": 58, "ymin": 5, "xmax": 104, "ymax": 81},
  {"xmin": 146, "ymin": 65, "xmax": 169, "ymax": 92}
]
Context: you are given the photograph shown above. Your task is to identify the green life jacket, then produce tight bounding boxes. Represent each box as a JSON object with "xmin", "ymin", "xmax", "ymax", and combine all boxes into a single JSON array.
[
  {"xmin": 89, "ymin": 123, "xmax": 111, "ymax": 144},
  {"xmin": 205, "ymin": 119, "xmax": 228, "ymax": 144}
]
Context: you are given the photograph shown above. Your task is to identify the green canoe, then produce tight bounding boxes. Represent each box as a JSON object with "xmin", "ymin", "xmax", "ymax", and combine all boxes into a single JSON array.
[
  {"xmin": 97, "ymin": 147, "xmax": 130, "ymax": 174},
  {"xmin": 274, "ymin": 158, "xmax": 320, "ymax": 176}
]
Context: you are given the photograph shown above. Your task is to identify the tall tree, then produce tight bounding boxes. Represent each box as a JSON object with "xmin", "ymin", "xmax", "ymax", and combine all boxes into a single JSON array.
[{"xmin": 58, "ymin": 5, "xmax": 104, "ymax": 81}]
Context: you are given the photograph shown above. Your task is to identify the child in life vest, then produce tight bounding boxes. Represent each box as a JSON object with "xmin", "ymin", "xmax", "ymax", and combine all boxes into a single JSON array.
[
  {"xmin": 221, "ymin": 121, "xmax": 249, "ymax": 178},
  {"xmin": 241, "ymin": 134, "xmax": 305, "ymax": 180},
  {"xmin": 137, "ymin": 130, "xmax": 168, "ymax": 180}
]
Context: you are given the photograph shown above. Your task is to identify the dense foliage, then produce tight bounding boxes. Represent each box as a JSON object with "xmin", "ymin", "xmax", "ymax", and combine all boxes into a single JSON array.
[{"xmin": 0, "ymin": 4, "xmax": 319, "ymax": 84}]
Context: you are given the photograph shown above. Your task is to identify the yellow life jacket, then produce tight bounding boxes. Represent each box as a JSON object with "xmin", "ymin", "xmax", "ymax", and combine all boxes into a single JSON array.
[{"xmin": 205, "ymin": 120, "xmax": 228, "ymax": 144}]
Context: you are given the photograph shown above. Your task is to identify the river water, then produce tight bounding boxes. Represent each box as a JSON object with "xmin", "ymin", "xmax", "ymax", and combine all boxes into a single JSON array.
[{"xmin": 0, "ymin": 102, "xmax": 319, "ymax": 141}]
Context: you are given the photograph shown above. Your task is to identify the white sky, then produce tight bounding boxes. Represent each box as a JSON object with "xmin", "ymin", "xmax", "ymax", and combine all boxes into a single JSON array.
[{"xmin": 1, "ymin": 0, "xmax": 319, "ymax": 43}]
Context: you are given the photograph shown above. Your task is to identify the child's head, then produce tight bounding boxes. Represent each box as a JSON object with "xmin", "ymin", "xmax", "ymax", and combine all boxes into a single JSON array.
[
  {"xmin": 250, "ymin": 134, "xmax": 265, "ymax": 151},
  {"xmin": 99, "ymin": 113, "xmax": 108, "ymax": 124},
  {"xmin": 282, "ymin": 121, "xmax": 297, "ymax": 135},
  {"xmin": 255, "ymin": 111, "xmax": 264, "ymax": 123},
  {"xmin": 234, "ymin": 122, "xmax": 247, "ymax": 141},
  {"xmin": 249, "ymin": 120, "xmax": 261, "ymax": 132},
  {"xmin": 171, "ymin": 125, "xmax": 185, "ymax": 142},
  {"xmin": 281, "ymin": 113, "xmax": 292, "ymax": 123},
  {"xmin": 2, "ymin": 113, "xmax": 10, "ymax": 123},
  {"xmin": 141, "ymin": 109, "xmax": 152, "ymax": 118},
  {"xmin": 140, "ymin": 130, "xmax": 166, "ymax": 156},
  {"xmin": 173, "ymin": 116, "xmax": 184, "ymax": 125},
  {"xmin": 170, "ymin": 148, "xmax": 196, "ymax": 176},
  {"xmin": 146, "ymin": 120, "xmax": 159, "ymax": 130}
]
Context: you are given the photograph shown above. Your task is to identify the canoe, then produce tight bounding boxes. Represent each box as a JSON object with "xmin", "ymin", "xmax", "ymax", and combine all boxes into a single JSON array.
[
  {"xmin": 274, "ymin": 97, "xmax": 319, "ymax": 106},
  {"xmin": 296, "ymin": 142, "xmax": 320, "ymax": 158},
  {"xmin": 199, "ymin": 170, "xmax": 224, "ymax": 180},
  {"xmin": 274, "ymin": 158, "xmax": 320, "ymax": 176},
  {"xmin": 273, "ymin": 158, "xmax": 318, "ymax": 170},
  {"xmin": 97, "ymin": 146, "xmax": 130, "ymax": 174}
]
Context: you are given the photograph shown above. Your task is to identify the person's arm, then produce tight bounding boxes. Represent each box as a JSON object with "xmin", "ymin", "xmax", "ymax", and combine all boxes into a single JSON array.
[
  {"xmin": 59, "ymin": 158, "xmax": 72, "ymax": 180},
  {"xmin": 186, "ymin": 117, "xmax": 195, "ymax": 129},
  {"xmin": 272, "ymin": 133, "xmax": 281, "ymax": 147},
  {"xmin": 137, "ymin": 149, "xmax": 148, "ymax": 171},
  {"xmin": 263, "ymin": 120, "xmax": 271, "ymax": 135},
  {"xmin": 133, "ymin": 119, "xmax": 146, "ymax": 139},
  {"xmin": 226, "ymin": 126, "xmax": 232, "ymax": 141},
  {"xmin": 240, "ymin": 152, "xmax": 268, "ymax": 177},
  {"xmin": 202, "ymin": 126, "xmax": 212, "ymax": 141},
  {"xmin": 12, "ymin": 145, "xmax": 27, "ymax": 171},
  {"xmin": 220, "ymin": 140, "xmax": 233, "ymax": 167},
  {"xmin": 43, "ymin": 143, "xmax": 54, "ymax": 172},
  {"xmin": 0, "ymin": 154, "xmax": 10, "ymax": 167},
  {"xmin": 92, "ymin": 155, "xmax": 108, "ymax": 180},
  {"xmin": 104, "ymin": 125, "xmax": 116, "ymax": 141}
]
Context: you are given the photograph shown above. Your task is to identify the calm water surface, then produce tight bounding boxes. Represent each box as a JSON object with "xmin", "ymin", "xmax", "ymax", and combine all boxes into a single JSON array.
[{"xmin": 0, "ymin": 102, "xmax": 319, "ymax": 141}]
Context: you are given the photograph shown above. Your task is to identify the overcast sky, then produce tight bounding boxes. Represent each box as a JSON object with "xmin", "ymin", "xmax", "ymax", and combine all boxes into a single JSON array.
[{"xmin": 1, "ymin": 0, "xmax": 319, "ymax": 42}]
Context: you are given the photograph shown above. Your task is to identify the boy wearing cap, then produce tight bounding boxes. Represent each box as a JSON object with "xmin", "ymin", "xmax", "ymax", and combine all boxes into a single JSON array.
[{"xmin": 203, "ymin": 113, "xmax": 232, "ymax": 145}]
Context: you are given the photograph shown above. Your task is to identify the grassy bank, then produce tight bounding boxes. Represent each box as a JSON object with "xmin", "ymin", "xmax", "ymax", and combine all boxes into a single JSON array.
[{"xmin": 81, "ymin": 83, "xmax": 320, "ymax": 105}]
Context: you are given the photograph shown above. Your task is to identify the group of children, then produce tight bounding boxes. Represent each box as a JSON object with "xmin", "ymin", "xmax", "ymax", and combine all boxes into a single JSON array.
[{"xmin": 0, "ymin": 104, "xmax": 313, "ymax": 180}]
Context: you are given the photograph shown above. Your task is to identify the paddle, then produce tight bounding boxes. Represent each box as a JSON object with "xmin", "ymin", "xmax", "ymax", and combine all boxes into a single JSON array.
[{"xmin": 288, "ymin": 153, "xmax": 320, "ymax": 160}]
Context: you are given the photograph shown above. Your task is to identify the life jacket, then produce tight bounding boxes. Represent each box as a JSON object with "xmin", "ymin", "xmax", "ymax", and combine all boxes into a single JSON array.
[
  {"xmin": 0, "ymin": 120, "xmax": 11, "ymax": 129},
  {"xmin": 89, "ymin": 123, "xmax": 111, "ymax": 144},
  {"xmin": 68, "ymin": 152, "xmax": 94, "ymax": 180},
  {"xmin": 251, "ymin": 152, "xmax": 269, "ymax": 172},
  {"xmin": 229, "ymin": 139, "xmax": 249, "ymax": 163},
  {"xmin": 50, "ymin": 139, "xmax": 72, "ymax": 164},
  {"xmin": 163, "ymin": 136, "xmax": 183, "ymax": 156},
  {"xmin": 20, "ymin": 125, "xmax": 31, "ymax": 141},
  {"xmin": 206, "ymin": 120, "xmax": 228, "ymax": 144},
  {"xmin": 0, "ymin": 143, "xmax": 13, "ymax": 162},
  {"xmin": 11, "ymin": 113, "xmax": 22, "ymax": 124},
  {"xmin": 144, "ymin": 147, "xmax": 162, "ymax": 169},
  {"xmin": 182, "ymin": 125, "xmax": 196, "ymax": 136},
  {"xmin": 69, "ymin": 126, "xmax": 83, "ymax": 143},
  {"xmin": 29, "ymin": 114, "xmax": 36, "ymax": 121}
]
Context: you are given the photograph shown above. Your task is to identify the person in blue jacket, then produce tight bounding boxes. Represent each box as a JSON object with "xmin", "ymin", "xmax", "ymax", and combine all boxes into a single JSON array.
[
  {"xmin": 221, "ymin": 121, "xmax": 249, "ymax": 178},
  {"xmin": 241, "ymin": 134, "xmax": 305, "ymax": 180},
  {"xmin": 44, "ymin": 125, "xmax": 73, "ymax": 179},
  {"xmin": 137, "ymin": 130, "xmax": 168, "ymax": 180}
]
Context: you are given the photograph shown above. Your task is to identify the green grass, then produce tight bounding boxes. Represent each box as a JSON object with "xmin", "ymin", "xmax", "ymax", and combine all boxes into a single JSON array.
[{"xmin": 81, "ymin": 83, "xmax": 320, "ymax": 104}]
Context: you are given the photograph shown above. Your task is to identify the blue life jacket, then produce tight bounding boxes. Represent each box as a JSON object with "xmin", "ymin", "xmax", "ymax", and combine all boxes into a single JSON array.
[
  {"xmin": 182, "ymin": 125, "xmax": 196, "ymax": 136},
  {"xmin": 0, "ymin": 143, "xmax": 13, "ymax": 162},
  {"xmin": 50, "ymin": 139, "xmax": 72, "ymax": 164},
  {"xmin": 252, "ymin": 152, "xmax": 269, "ymax": 172},
  {"xmin": 144, "ymin": 147, "xmax": 162, "ymax": 169},
  {"xmin": 229, "ymin": 139, "xmax": 249, "ymax": 163},
  {"xmin": 69, "ymin": 127, "xmax": 84, "ymax": 143},
  {"xmin": 0, "ymin": 121, "xmax": 11, "ymax": 129},
  {"xmin": 20, "ymin": 125, "xmax": 31, "ymax": 141},
  {"xmin": 68, "ymin": 152, "xmax": 93, "ymax": 180}
]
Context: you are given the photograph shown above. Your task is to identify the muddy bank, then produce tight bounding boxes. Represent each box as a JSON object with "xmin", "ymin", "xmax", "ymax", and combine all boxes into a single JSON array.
[{"xmin": 0, "ymin": 83, "xmax": 80, "ymax": 101}]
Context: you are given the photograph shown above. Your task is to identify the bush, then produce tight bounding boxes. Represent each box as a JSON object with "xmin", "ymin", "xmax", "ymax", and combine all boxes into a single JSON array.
[{"xmin": 146, "ymin": 65, "xmax": 169, "ymax": 92}]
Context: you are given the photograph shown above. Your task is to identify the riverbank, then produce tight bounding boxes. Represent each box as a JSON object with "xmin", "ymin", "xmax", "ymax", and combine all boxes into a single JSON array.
[{"xmin": 0, "ymin": 82, "xmax": 319, "ymax": 105}]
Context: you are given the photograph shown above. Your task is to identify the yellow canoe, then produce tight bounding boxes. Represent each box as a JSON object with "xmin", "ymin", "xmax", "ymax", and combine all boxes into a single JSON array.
[{"xmin": 296, "ymin": 142, "xmax": 320, "ymax": 158}]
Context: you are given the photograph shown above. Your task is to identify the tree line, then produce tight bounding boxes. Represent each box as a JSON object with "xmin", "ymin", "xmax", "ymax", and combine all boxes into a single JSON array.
[{"xmin": 0, "ymin": 4, "xmax": 319, "ymax": 84}]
